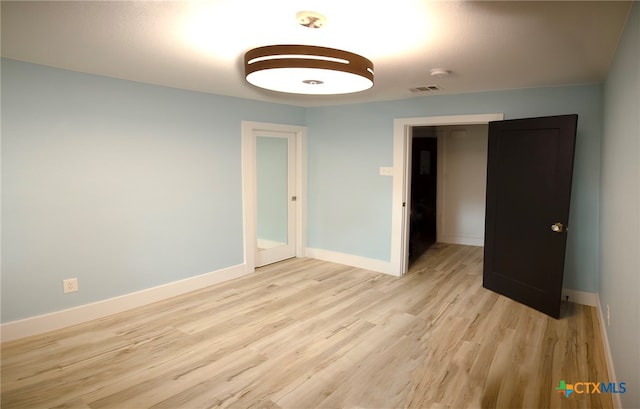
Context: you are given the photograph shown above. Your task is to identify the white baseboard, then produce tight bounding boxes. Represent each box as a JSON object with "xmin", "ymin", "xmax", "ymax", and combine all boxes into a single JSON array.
[
  {"xmin": 1, "ymin": 263, "xmax": 248, "ymax": 343},
  {"xmin": 561, "ymin": 288, "xmax": 598, "ymax": 306},
  {"xmin": 439, "ymin": 236, "xmax": 484, "ymax": 247},
  {"xmin": 1, "ymin": 260, "xmax": 603, "ymax": 345},
  {"xmin": 305, "ymin": 248, "xmax": 397, "ymax": 276},
  {"xmin": 596, "ymin": 295, "xmax": 622, "ymax": 409}
]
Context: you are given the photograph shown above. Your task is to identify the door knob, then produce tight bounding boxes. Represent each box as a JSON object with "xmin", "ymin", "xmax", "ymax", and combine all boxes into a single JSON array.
[{"xmin": 551, "ymin": 222, "xmax": 564, "ymax": 233}]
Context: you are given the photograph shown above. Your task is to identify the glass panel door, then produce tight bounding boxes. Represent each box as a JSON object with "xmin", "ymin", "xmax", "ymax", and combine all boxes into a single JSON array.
[{"xmin": 255, "ymin": 131, "xmax": 296, "ymax": 266}]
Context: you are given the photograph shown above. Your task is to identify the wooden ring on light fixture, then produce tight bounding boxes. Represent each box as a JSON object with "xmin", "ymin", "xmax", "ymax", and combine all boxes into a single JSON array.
[{"xmin": 244, "ymin": 45, "xmax": 374, "ymax": 83}]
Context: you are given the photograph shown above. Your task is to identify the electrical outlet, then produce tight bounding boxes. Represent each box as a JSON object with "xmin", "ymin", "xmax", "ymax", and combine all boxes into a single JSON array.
[
  {"xmin": 607, "ymin": 304, "xmax": 610, "ymax": 326},
  {"xmin": 63, "ymin": 278, "xmax": 78, "ymax": 293}
]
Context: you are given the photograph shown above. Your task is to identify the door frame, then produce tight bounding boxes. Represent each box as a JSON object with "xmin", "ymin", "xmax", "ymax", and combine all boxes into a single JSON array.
[
  {"xmin": 241, "ymin": 121, "xmax": 307, "ymax": 273},
  {"xmin": 390, "ymin": 113, "xmax": 504, "ymax": 276}
]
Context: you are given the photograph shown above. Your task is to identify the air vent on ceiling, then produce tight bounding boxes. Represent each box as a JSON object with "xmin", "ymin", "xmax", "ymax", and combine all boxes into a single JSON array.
[{"xmin": 410, "ymin": 85, "xmax": 441, "ymax": 92}]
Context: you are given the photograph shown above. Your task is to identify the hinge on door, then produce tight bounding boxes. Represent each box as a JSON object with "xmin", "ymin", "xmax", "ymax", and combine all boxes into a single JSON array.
[{"xmin": 292, "ymin": 196, "xmax": 297, "ymax": 201}]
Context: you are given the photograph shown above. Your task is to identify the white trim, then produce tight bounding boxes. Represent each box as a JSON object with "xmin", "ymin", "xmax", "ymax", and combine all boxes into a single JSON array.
[
  {"xmin": 596, "ymin": 295, "xmax": 622, "ymax": 409},
  {"xmin": 391, "ymin": 114, "xmax": 504, "ymax": 276},
  {"xmin": 1, "ymin": 264, "xmax": 248, "ymax": 342},
  {"xmin": 561, "ymin": 288, "xmax": 598, "ymax": 306},
  {"xmin": 241, "ymin": 123, "xmax": 257, "ymax": 273},
  {"xmin": 241, "ymin": 121, "xmax": 307, "ymax": 272},
  {"xmin": 305, "ymin": 248, "xmax": 397, "ymax": 276}
]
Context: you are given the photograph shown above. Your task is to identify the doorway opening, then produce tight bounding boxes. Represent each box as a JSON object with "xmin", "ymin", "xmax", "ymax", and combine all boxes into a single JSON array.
[{"xmin": 390, "ymin": 113, "xmax": 504, "ymax": 276}]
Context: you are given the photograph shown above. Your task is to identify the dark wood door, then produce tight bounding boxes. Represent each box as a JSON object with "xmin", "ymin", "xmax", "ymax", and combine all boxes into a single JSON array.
[{"xmin": 483, "ymin": 115, "xmax": 577, "ymax": 318}]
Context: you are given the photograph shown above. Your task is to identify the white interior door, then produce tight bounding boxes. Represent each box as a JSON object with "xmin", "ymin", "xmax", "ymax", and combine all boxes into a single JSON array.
[{"xmin": 254, "ymin": 130, "xmax": 296, "ymax": 267}]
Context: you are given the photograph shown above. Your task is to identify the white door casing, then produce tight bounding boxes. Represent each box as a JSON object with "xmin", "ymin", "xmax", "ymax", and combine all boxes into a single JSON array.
[{"xmin": 241, "ymin": 121, "xmax": 307, "ymax": 272}]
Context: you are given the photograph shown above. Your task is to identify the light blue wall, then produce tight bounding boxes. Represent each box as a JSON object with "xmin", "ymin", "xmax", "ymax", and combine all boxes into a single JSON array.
[
  {"xmin": 305, "ymin": 104, "xmax": 395, "ymax": 260},
  {"xmin": 1, "ymin": 58, "xmax": 605, "ymax": 323},
  {"xmin": 1, "ymin": 58, "xmax": 305, "ymax": 322},
  {"xmin": 306, "ymin": 84, "xmax": 603, "ymax": 293},
  {"xmin": 601, "ymin": 3, "xmax": 640, "ymax": 408}
]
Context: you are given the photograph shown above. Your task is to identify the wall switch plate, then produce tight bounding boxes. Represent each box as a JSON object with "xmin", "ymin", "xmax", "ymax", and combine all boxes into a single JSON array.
[
  {"xmin": 63, "ymin": 278, "xmax": 79, "ymax": 293},
  {"xmin": 379, "ymin": 167, "xmax": 393, "ymax": 176}
]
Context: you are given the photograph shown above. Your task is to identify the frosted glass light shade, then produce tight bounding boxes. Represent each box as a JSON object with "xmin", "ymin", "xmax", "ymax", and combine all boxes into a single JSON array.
[{"xmin": 244, "ymin": 45, "xmax": 374, "ymax": 95}]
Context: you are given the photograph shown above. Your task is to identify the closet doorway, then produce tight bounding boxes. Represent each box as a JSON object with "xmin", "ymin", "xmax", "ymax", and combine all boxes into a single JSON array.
[
  {"xmin": 408, "ymin": 125, "xmax": 489, "ymax": 266},
  {"xmin": 391, "ymin": 113, "xmax": 504, "ymax": 276}
]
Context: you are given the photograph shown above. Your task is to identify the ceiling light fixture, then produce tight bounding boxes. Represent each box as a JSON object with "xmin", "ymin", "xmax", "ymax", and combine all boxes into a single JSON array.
[
  {"xmin": 244, "ymin": 44, "xmax": 374, "ymax": 95},
  {"xmin": 296, "ymin": 11, "xmax": 327, "ymax": 29}
]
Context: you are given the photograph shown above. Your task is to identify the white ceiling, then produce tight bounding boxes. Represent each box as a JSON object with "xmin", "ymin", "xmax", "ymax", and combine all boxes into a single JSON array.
[{"xmin": 1, "ymin": 1, "xmax": 632, "ymax": 107}]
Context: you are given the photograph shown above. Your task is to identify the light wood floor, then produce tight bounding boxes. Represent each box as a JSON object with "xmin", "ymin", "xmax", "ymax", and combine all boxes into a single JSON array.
[{"xmin": 1, "ymin": 244, "xmax": 612, "ymax": 408}]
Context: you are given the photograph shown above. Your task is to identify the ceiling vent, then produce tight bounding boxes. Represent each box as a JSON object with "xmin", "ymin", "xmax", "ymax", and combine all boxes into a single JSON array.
[{"xmin": 410, "ymin": 85, "xmax": 441, "ymax": 92}]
